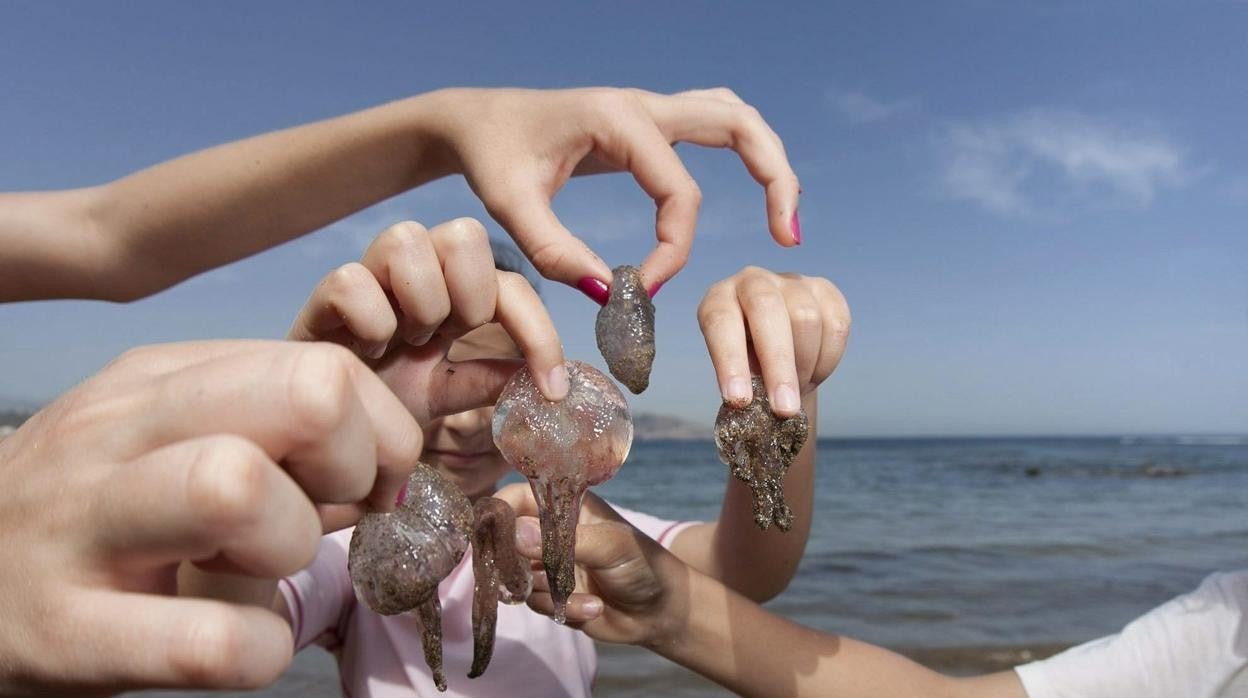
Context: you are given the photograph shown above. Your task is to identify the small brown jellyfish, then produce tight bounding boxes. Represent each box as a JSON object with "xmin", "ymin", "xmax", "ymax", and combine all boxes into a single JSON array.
[
  {"xmin": 469, "ymin": 497, "xmax": 533, "ymax": 678},
  {"xmin": 347, "ymin": 464, "xmax": 531, "ymax": 690},
  {"xmin": 595, "ymin": 265, "xmax": 656, "ymax": 394},
  {"xmin": 492, "ymin": 360, "xmax": 632, "ymax": 623},
  {"xmin": 713, "ymin": 376, "xmax": 810, "ymax": 531}
]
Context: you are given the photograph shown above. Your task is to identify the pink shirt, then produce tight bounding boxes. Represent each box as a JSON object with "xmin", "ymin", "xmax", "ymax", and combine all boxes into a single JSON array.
[{"xmin": 280, "ymin": 503, "xmax": 693, "ymax": 698}]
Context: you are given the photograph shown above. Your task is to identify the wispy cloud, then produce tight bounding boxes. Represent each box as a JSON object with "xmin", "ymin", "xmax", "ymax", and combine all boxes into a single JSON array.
[
  {"xmin": 827, "ymin": 89, "xmax": 916, "ymax": 124},
  {"xmin": 942, "ymin": 110, "xmax": 1188, "ymax": 215}
]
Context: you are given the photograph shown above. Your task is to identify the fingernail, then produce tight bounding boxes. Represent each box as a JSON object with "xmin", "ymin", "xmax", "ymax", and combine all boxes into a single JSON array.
[
  {"xmin": 395, "ymin": 482, "xmax": 408, "ymax": 507},
  {"xmin": 774, "ymin": 384, "xmax": 800, "ymax": 414},
  {"xmin": 725, "ymin": 377, "xmax": 752, "ymax": 405},
  {"xmin": 515, "ymin": 518, "xmax": 541, "ymax": 551},
  {"xmin": 582, "ymin": 598, "xmax": 604, "ymax": 618},
  {"xmin": 576, "ymin": 277, "xmax": 610, "ymax": 306},
  {"xmin": 790, "ymin": 210, "xmax": 802, "ymax": 245},
  {"xmin": 366, "ymin": 342, "xmax": 388, "ymax": 359},
  {"xmin": 647, "ymin": 280, "xmax": 664, "ymax": 298},
  {"xmin": 547, "ymin": 365, "xmax": 570, "ymax": 401}
]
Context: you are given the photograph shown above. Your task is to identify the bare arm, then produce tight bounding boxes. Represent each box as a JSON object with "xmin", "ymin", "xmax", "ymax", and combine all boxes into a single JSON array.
[
  {"xmin": 0, "ymin": 94, "xmax": 448, "ymax": 302},
  {"xmin": 512, "ymin": 504, "xmax": 1026, "ymax": 698},
  {"xmin": 650, "ymin": 565, "xmax": 1025, "ymax": 698}
]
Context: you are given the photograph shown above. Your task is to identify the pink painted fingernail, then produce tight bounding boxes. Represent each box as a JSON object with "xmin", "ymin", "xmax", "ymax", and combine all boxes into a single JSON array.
[
  {"xmin": 647, "ymin": 280, "xmax": 664, "ymax": 298},
  {"xmin": 790, "ymin": 210, "xmax": 802, "ymax": 245},
  {"xmin": 576, "ymin": 277, "xmax": 610, "ymax": 306},
  {"xmin": 395, "ymin": 482, "xmax": 409, "ymax": 507}
]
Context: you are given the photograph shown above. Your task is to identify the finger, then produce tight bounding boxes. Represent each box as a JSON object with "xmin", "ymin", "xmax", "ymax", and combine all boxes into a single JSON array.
[
  {"xmin": 361, "ymin": 221, "xmax": 451, "ymax": 346},
  {"xmin": 641, "ymin": 92, "xmax": 801, "ymax": 247},
  {"xmin": 67, "ymin": 590, "xmax": 293, "ymax": 690},
  {"xmin": 590, "ymin": 106, "xmax": 702, "ymax": 291},
  {"xmin": 141, "ymin": 343, "xmax": 421, "ymax": 512},
  {"xmin": 779, "ymin": 276, "xmax": 824, "ymax": 389},
  {"xmin": 427, "ymin": 218, "xmax": 499, "ymax": 337},
  {"xmin": 94, "ymin": 435, "xmax": 321, "ymax": 576},
  {"xmin": 494, "ymin": 483, "xmax": 538, "ymax": 519},
  {"xmin": 810, "ymin": 279, "xmax": 853, "ymax": 383},
  {"xmin": 698, "ymin": 280, "xmax": 752, "ymax": 407},
  {"xmin": 97, "ymin": 340, "xmax": 270, "ymax": 387},
  {"xmin": 736, "ymin": 270, "xmax": 802, "ymax": 417},
  {"xmin": 288, "ymin": 262, "xmax": 397, "ymax": 359},
  {"xmin": 481, "ymin": 184, "xmax": 613, "ymax": 293},
  {"xmin": 423, "ymin": 357, "xmax": 524, "ymax": 419},
  {"xmin": 527, "ymin": 591, "xmax": 603, "ymax": 624},
  {"xmin": 493, "ymin": 270, "xmax": 568, "ymax": 400}
]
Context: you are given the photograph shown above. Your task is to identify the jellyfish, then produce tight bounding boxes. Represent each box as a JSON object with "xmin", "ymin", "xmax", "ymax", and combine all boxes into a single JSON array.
[
  {"xmin": 347, "ymin": 463, "xmax": 531, "ymax": 690},
  {"xmin": 713, "ymin": 376, "xmax": 810, "ymax": 531},
  {"xmin": 595, "ymin": 265, "xmax": 655, "ymax": 394},
  {"xmin": 492, "ymin": 360, "xmax": 632, "ymax": 623}
]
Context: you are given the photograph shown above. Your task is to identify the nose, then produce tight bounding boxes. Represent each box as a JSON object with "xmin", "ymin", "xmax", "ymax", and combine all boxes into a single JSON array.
[{"xmin": 441, "ymin": 408, "xmax": 488, "ymax": 436}]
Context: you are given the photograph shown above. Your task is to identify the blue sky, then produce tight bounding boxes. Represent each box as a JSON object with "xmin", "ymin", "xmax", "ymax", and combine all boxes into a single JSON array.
[{"xmin": 1, "ymin": 1, "xmax": 1245, "ymax": 436}]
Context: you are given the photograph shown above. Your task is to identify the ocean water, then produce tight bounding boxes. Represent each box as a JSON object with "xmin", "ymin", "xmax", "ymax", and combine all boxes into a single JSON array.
[{"xmin": 130, "ymin": 436, "xmax": 1248, "ymax": 697}]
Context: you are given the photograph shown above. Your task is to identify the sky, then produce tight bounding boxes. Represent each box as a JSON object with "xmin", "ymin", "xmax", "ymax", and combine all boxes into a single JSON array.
[{"xmin": 1, "ymin": 1, "xmax": 1246, "ymax": 436}]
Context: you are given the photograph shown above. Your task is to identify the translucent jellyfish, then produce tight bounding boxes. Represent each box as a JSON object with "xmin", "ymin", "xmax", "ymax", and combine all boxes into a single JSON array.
[
  {"xmin": 713, "ymin": 376, "xmax": 810, "ymax": 531},
  {"xmin": 347, "ymin": 464, "xmax": 531, "ymax": 690},
  {"xmin": 492, "ymin": 360, "xmax": 632, "ymax": 622},
  {"xmin": 595, "ymin": 265, "xmax": 655, "ymax": 394}
]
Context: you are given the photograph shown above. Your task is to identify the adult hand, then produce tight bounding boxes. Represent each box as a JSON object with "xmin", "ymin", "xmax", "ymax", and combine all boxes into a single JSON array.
[
  {"xmin": 698, "ymin": 268, "xmax": 850, "ymax": 416},
  {"xmin": 0, "ymin": 340, "xmax": 421, "ymax": 694},
  {"xmin": 287, "ymin": 217, "xmax": 568, "ymax": 406},
  {"xmin": 426, "ymin": 87, "xmax": 802, "ymax": 301}
]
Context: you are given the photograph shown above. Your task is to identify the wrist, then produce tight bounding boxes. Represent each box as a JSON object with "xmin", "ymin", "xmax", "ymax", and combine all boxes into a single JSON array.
[{"xmin": 404, "ymin": 88, "xmax": 476, "ymax": 181}]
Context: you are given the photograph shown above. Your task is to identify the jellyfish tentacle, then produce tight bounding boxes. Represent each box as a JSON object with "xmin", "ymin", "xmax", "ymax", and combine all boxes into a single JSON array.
[{"xmin": 470, "ymin": 496, "xmax": 532, "ymax": 679}]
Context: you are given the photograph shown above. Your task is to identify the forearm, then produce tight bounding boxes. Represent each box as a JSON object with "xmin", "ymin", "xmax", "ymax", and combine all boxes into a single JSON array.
[
  {"xmin": 677, "ymin": 391, "xmax": 818, "ymax": 600},
  {"xmin": 649, "ymin": 568, "xmax": 1009, "ymax": 698},
  {"xmin": 1, "ymin": 90, "xmax": 457, "ymax": 302}
]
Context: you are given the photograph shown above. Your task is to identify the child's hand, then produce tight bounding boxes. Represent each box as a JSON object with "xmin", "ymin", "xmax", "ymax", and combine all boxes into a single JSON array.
[
  {"xmin": 288, "ymin": 218, "xmax": 568, "ymax": 419},
  {"xmin": 698, "ymin": 267, "xmax": 850, "ymax": 416},
  {"xmin": 495, "ymin": 484, "xmax": 690, "ymax": 648}
]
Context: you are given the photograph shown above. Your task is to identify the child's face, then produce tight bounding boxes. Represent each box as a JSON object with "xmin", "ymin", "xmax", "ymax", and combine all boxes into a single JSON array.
[{"xmin": 422, "ymin": 323, "xmax": 519, "ymax": 501}]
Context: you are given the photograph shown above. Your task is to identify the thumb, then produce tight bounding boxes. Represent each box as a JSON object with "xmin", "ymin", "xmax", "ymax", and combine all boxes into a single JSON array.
[
  {"xmin": 424, "ymin": 357, "xmax": 524, "ymax": 419},
  {"xmin": 575, "ymin": 521, "xmax": 645, "ymax": 570}
]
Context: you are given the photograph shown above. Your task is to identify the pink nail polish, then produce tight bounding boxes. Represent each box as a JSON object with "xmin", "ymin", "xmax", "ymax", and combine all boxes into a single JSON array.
[
  {"xmin": 576, "ymin": 277, "xmax": 610, "ymax": 306},
  {"xmin": 647, "ymin": 280, "xmax": 664, "ymax": 298},
  {"xmin": 790, "ymin": 210, "xmax": 802, "ymax": 245},
  {"xmin": 395, "ymin": 482, "xmax": 409, "ymax": 507}
]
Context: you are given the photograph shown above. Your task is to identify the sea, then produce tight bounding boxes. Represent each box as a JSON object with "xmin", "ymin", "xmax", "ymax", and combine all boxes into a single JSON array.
[{"xmin": 129, "ymin": 435, "xmax": 1248, "ymax": 697}]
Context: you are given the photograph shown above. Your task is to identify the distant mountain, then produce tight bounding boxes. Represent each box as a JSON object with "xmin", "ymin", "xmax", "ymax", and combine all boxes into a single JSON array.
[
  {"xmin": 0, "ymin": 409, "xmax": 34, "ymax": 428},
  {"xmin": 632, "ymin": 412, "xmax": 710, "ymax": 441}
]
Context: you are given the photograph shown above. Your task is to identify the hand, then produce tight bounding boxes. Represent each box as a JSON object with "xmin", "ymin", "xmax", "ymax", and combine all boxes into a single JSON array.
[
  {"xmin": 495, "ymin": 484, "xmax": 691, "ymax": 648},
  {"xmin": 0, "ymin": 340, "xmax": 422, "ymax": 694},
  {"xmin": 698, "ymin": 267, "xmax": 851, "ymax": 416},
  {"xmin": 425, "ymin": 87, "xmax": 802, "ymax": 299},
  {"xmin": 287, "ymin": 217, "xmax": 568, "ymax": 405}
]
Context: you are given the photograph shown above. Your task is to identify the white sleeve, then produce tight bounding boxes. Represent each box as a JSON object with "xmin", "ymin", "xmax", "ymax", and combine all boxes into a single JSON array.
[
  {"xmin": 606, "ymin": 501, "xmax": 699, "ymax": 550},
  {"xmin": 1014, "ymin": 570, "xmax": 1248, "ymax": 698}
]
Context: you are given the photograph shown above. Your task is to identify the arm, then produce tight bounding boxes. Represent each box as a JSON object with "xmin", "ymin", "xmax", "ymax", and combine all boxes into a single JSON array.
[
  {"xmin": 512, "ymin": 502, "xmax": 1026, "ymax": 698},
  {"xmin": 1, "ymin": 87, "xmax": 801, "ymax": 303},
  {"xmin": 668, "ymin": 269, "xmax": 850, "ymax": 601},
  {"xmin": 0, "ymin": 94, "xmax": 448, "ymax": 302}
]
